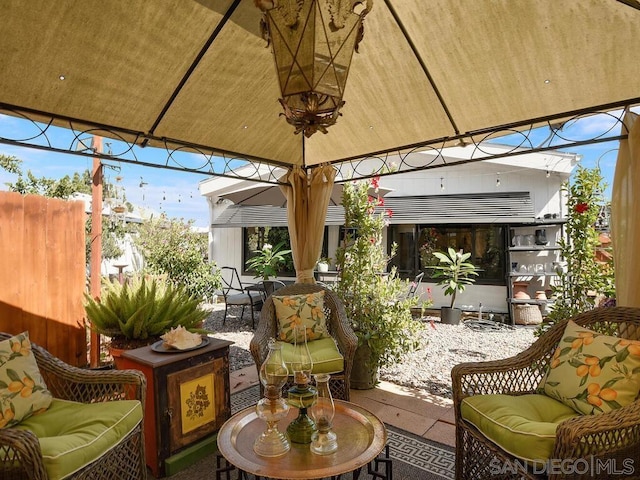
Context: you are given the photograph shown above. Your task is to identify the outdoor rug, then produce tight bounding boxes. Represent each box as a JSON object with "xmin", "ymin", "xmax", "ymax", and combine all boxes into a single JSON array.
[{"xmin": 163, "ymin": 385, "xmax": 455, "ymax": 480}]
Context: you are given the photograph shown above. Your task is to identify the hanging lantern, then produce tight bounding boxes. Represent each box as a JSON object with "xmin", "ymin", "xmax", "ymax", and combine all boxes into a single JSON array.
[{"xmin": 256, "ymin": 0, "xmax": 372, "ymax": 137}]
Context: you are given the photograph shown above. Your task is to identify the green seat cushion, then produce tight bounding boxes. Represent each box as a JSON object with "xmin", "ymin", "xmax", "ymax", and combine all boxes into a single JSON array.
[
  {"xmin": 461, "ymin": 393, "xmax": 580, "ymax": 463},
  {"xmin": 16, "ymin": 398, "xmax": 143, "ymax": 480},
  {"xmin": 278, "ymin": 338, "xmax": 344, "ymax": 375}
]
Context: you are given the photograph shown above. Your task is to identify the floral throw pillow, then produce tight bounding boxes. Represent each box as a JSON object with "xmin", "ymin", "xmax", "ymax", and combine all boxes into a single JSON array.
[
  {"xmin": 273, "ymin": 291, "xmax": 329, "ymax": 343},
  {"xmin": 540, "ymin": 320, "xmax": 640, "ymax": 415},
  {"xmin": 0, "ymin": 332, "xmax": 53, "ymax": 428}
]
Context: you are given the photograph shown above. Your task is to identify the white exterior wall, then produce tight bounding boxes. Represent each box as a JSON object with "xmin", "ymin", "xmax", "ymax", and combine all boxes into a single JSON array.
[{"xmin": 201, "ymin": 145, "xmax": 579, "ymax": 310}]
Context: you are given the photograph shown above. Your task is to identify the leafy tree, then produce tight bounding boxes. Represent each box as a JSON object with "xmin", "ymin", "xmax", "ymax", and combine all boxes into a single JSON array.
[
  {"xmin": 334, "ymin": 178, "xmax": 424, "ymax": 373},
  {"xmin": 134, "ymin": 214, "xmax": 221, "ymax": 301},
  {"xmin": 541, "ymin": 166, "xmax": 615, "ymax": 333}
]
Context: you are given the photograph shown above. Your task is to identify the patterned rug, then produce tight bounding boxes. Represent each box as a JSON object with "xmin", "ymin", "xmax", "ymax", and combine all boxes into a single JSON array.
[{"xmin": 230, "ymin": 385, "xmax": 455, "ymax": 480}]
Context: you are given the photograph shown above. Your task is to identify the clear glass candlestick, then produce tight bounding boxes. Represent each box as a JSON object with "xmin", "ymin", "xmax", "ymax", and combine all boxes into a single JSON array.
[
  {"xmin": 254, "ymin": 340, "xmax": 290, "ymax": 457},
  {"xmin": 309, "ymin": 373, "xmax": 338, "ymax": 454}
]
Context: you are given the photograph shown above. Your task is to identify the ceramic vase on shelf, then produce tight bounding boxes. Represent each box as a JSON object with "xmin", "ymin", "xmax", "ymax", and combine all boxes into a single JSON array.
[
  {"xmin": 309, "ymin": 373, "xmax": 338, "ymax": 455},
  {"xmin": 254, "ymin": 339, "xmax": 290, "ymax": 457},
  {"xmin": 535, "ymin": 229, "xmax": 548, "ymax": 246},
  {"xmin": 513, "ymin": 282, "xmax": 530, "ymax": 300}
]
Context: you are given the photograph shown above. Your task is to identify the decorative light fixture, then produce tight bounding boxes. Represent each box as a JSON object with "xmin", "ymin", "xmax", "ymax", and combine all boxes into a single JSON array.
[{"xmin": 256, "ymin": 0, "xmax": 373, "ymax": 137}]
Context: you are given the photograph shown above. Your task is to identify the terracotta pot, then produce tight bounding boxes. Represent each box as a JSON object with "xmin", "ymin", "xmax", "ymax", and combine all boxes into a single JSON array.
[
  {"xmin": 513, "ymin": 282, "xmax": 530, "ymax": 299},
  {"xmin": 535, "ymin": 291, "xmax": 547, "ymax": 300}
]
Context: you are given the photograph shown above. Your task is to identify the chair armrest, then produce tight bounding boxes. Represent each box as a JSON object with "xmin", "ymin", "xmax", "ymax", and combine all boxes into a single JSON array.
[
  {"xmin": 250, "ymin": 300, "xmax": 279, "ymax": 368},
  {"xmin": 451, "ymin": 346, "xmax": 552, "ymax": 400},
  {"xmin": 0, "ymin": 428, "xmax": 48, "ymax": 480},
  {"xmin": 34, "ymin": 344, "xmax": 146, "ymax": 404},
  {"xmin": 554, "ymin": 400, "xmax": 640, "ymax": 461},
  {"xmin": 324, "ymin": 293, "xmax": 358, "ymax": 366}
]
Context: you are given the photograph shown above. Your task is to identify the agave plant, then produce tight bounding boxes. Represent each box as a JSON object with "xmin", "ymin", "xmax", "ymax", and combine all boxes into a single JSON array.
[{"xmin": 84, "ymin": 275, "xmax": 209, "ymax": 349}]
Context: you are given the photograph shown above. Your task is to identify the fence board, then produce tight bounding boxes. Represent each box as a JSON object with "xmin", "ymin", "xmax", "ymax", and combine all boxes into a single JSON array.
[{"xmin": 0, "ymin": 192, "xmax": 87, "ymax": 366}]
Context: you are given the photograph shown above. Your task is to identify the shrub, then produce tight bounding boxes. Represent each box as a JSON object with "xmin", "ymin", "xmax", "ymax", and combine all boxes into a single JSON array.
[{"xmin": 134, "ymin": 214, "xmax": 221, "ymax": 301}]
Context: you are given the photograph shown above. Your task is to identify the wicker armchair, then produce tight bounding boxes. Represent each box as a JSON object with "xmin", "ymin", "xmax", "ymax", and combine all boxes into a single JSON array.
[
  {"xmin": 452, "ymin": 307, "xmax": 640, "ymax": 480},
  {"xmin": 250, "ymin": 283, "xmax": 358, "ymax": 401},
  {"xmin": 0, "ymin": 332, "xmax": 147, "ymax": 480}
]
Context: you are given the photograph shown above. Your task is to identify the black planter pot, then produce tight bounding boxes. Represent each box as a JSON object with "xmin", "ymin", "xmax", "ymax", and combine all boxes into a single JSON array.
[
  {"xmin": 440, "ymin": 306, "xmax": 462, "ymax": 325},
  {"xmin": 350, "ymin": 343, "xmax": 379, "ymax": 390}
]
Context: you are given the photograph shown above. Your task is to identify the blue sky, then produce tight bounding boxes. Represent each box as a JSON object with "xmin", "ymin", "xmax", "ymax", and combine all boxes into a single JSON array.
[{"xmin": 0, "ymin": 110, "xmax": 632, "ymax": 227}]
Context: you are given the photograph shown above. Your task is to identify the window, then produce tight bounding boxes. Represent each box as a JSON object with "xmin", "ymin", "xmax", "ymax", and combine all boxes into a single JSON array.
[
  {"xmin": 388, "ymin": 224, "xmax": 506, "ymax": 284},
  {"xmin": 242, "ymin": 226, "xmax": 329, "ymax": 277},
  {"xmin": 243, "ymin": 227, "xmax": 295, "ymax": 277}
]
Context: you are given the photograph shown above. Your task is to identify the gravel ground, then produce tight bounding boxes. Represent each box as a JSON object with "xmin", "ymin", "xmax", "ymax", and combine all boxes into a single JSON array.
[{"xmin": 203, "ymin": 303, "xmax": 537, "ymax": 399}]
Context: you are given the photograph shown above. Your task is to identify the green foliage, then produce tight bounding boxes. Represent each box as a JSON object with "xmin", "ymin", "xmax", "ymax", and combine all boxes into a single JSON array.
[
  {"xmin": 334, "ymin": 178, "xmax": 426, "ymax": 372},
  {"xmin": 541, "ymin": 166, "xmax": 615, "ymax": 334},
  {"xmin": 0, "ymin": 154, "xmax": 21, "ymax": 175},
  {"xmin": 431, "ymin": 247, "xmax": 479, "ymax": 309},
  {"xmin": 134, "ymin": 214, "xmax": 221, "ymax": 300},
  {"xmin": 85, "ymin": 276, "xmax": 209, "ymax": 346},
  {"xmin": 245, "ymin": 241, "xmax": 292, "ymax": 280}
]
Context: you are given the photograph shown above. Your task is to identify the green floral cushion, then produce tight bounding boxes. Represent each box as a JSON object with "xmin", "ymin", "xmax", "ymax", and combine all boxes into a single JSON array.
[
  {"xmin": 273, "ymin": 291, "xmax": 329, "ymax": 343},
  {"xmin": 0, "ymin": 332, "xmax": 53, "ymax": 428},
  {"xmin": 540, "ymin": 320, "xmax": 640, "ymax": 415}
]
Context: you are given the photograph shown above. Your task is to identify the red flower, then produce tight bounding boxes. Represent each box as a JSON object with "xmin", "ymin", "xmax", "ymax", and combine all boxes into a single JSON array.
[
  {"xmin": 367, "ymin": 195, "xmax": 375, "ymax": 204},
  {"xmin": 386, "ymin": 209, "xmax": 393, "ymax": 217},
  {"xmin": 369, "ymin": 237, "xmax": 376, "ymax": 244},
  {"xmin": 371, "ymin": 176, "xmax": 380, "ymax": 189},
  {"xmin": 377, "ymin": 197, "xmax": 385, "ymax": 206},
  {"xmin": 575, "ymin": 202, "xmax": 589, "ymax": 214}
]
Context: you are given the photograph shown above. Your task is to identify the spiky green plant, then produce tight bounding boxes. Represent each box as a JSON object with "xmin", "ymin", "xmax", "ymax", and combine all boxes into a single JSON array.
[{"xmin": 85, "ymin": 275, "xmax": 209, "ymax": 347}]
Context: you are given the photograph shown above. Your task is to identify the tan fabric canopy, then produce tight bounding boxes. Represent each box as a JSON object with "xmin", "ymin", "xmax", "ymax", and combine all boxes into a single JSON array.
[
  {"xmin": 0, "ymin": 1, "xmax": 639, "ymax": 170},
  {"xmin": 612, "ymin": 111, "xmax": 640, "ymax": 306}
]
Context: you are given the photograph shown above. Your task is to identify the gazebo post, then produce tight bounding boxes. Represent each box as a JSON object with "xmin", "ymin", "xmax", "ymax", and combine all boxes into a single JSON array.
[{"xmin": 89, "ymin": 136, "xmax": 103, "ymax": 367}]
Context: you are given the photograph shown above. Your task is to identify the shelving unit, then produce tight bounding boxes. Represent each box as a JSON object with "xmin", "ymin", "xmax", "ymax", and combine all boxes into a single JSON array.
[{"xmin": 506, "ymin": 220, "xmax": 566, "ymax": 325}]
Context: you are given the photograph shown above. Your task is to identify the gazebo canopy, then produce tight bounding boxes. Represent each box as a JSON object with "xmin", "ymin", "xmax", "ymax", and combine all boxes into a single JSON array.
[{"xmin": 0, "ymin": 0, "xmax": 638, "ymax": 181}]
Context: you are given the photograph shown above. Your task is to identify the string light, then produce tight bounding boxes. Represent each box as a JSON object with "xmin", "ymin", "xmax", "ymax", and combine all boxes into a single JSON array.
[{"xmin": 440, "ymin": 177, "xmax": 445, "ymax": 191}]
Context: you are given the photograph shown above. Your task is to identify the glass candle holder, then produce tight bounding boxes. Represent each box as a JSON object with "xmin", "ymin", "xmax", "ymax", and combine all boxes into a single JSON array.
[
  {"xmin": 286, "ymin": 325, "xmax": 317, "ymax": 444},
  {"xmin": 254, "ymin": 340, "xmax": 290, "ymax": 457},
  {"xmin": 309, "ymin": 373, "xmax": 338, "ymax": 455}
]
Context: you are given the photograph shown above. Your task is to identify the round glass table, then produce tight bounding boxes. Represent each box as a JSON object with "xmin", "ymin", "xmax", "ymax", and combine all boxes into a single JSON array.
[{"xmin": 217, "ymin": 399, "xmax": 387, "ymax": 480}]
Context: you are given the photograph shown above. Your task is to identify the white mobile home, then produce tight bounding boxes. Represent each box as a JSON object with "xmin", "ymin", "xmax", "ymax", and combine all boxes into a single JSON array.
[{"xmin": 200, "ymin": 144, "xmax": 579, "ymax": 322}]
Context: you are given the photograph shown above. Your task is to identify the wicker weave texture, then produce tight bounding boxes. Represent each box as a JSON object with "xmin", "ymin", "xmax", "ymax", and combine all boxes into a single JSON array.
[
  {"xmin": 249, "ymin": 283, "xmax": 358, "ymax": 401},
  {"xmin": 0, "ymin": 332, "xmax": 147, "ymax": 480},
  {"xmin": 452, "ymin": 307, "xmax": 640, "ymax": 480}
]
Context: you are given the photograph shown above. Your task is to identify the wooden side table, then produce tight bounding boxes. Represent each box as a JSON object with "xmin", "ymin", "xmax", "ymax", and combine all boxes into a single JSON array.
[{"xmin": 119, "ymin": 337, "xmax": 233, "ymax": 477}]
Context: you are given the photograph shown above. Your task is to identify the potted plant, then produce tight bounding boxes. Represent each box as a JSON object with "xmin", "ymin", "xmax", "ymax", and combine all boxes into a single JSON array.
[
  {"xmin": 245, "ymin": 242, "xmax": 292, "ymax": 281},
  {"xmin": 431, "ymin": 247, "xmax": 479, "ymax": 325},
  {"xmin": 316, "ymin": 256, "xmax": 331, "ymax": 273},
  {"xmin": 84, "ymin": 275, "xmax": 210, "ymax": 367},
  {"xmin": 334, "ymin": 178, "xmax": 426, "ymax": 389}
]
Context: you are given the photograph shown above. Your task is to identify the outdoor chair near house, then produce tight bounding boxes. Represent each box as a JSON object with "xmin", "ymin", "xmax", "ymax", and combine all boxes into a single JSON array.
[
  {"xmin": 260, "ymin": 279, "xmax": 286, "ymax": 300},
  {"xmin": 0, "ymin": 331, "xmax": 146, "ymax": 480},
  {"xmin": 250, "ymin": 283, "xmax": 358, "ymax": 401},
  {"xmin": 407, "ymin": 271, "xmax": 424, "ymax": 299},
  {"xmin": 452, "ymin": 306, "xmax": 640, "ymax": 480},
  {"xmin": 220, "ymin": 266, "xmax": 263, "ymax": 329}
]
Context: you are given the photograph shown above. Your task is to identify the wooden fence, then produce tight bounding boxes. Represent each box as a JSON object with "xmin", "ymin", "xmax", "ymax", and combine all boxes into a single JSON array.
[{"xmin": 0, "ymin": 191, "xmax": 87, "ymax": 366}]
